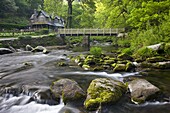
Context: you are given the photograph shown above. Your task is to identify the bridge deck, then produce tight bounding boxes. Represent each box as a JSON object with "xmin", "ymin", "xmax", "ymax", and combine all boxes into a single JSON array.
[{"xmin": 58, "ymin": 28, "xmax": 125, "ymax": 36}]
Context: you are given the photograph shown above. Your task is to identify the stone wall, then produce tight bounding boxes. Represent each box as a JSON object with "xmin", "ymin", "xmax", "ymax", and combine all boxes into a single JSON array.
[{"xmin": 0, "ymin": 36, "xmax": 66, "ymax": 48}]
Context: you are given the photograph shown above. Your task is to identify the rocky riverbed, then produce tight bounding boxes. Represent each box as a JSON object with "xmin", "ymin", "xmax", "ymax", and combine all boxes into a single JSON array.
[{"xmin": 0, "ymin": 47, "xmax": 170, "ymax": 113}]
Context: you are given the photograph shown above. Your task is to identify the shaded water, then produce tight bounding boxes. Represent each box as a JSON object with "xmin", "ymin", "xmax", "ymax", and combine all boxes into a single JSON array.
[{"xmin": 0, "ymin": 50, "xmax": 170, "ymax": 113}]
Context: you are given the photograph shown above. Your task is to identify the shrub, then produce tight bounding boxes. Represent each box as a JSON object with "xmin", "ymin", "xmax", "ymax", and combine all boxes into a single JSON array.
[
  {"xmin": 40, "ymin": 28, "xmax": 49, "ymax": 35},
  {"xmin": 122, "ymin": 48, "xmax": 134, "ymax": 55},
  {"xmin": 164, "ymin": 43, "xmax": 170, "ymax": 56},
  {"xmin": 90, "ymin": 47, "xmax": 102, "ymax": 57},
  {"xmin": 133, "ymin": 47, "xmax": 158, "ymax": 59},
  {"xmin": 35, "ymin": 28, "xmax": 49, "ymax": 35}
]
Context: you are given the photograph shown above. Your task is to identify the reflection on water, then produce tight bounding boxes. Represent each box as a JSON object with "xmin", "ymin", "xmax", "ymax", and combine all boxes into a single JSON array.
[{"xmin": 0, "ymin": 50, "xmax": 170, "ymax": 113}]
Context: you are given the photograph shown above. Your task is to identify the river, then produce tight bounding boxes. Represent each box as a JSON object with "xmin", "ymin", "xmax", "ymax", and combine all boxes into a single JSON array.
[{"xmin": 0, "ymin": 50, "xmax": 170, "ymax": 113}]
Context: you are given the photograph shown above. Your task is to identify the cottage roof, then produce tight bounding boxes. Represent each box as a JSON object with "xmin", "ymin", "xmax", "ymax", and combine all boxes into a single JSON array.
[
  {"xmin": 38, "ymin": 10, "xmax": 50, "ymax": 18},
  {"xmin": 55, "ymin": 16, "xmax": 60, "ymax": 20}
]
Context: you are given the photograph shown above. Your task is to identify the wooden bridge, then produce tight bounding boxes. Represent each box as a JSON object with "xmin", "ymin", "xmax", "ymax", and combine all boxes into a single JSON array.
[{"xmin": 58, "ymin": 28, "xmax": 125, "ymax": 36}]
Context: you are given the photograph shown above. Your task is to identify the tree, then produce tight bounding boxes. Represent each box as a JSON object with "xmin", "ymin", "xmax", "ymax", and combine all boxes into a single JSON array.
[{"xmin": 0, "ymin": 0, "xmax": 18, "ymax": 17}]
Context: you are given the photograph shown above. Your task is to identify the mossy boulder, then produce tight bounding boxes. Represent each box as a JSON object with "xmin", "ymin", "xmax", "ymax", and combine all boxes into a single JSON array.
[
  {"xmin": 74, "ymin": 54, "xmax": 86, "ymax": 63},
  {"xmin": 155, "ymin": 61, "xmax": 170, "ymax": 69},
  {"xmin": 84, "ymin": 78, "xmax": 126, "ymax": 111},
  {"xmin": 82, "ymin": 64, "xmax": 91, "ymax": 70},
  {"xmin": 84, "ymin": 55, "xmax": 96, "ymax": 66},
  {"xmin": 126, "ymin": 62, "xmax": 136, "ymax": 72},
  {"xmin": 113, "ymin": 64, "xmax": 126, "ymax": 72},
  {"xmin": 103, "ymin": 59, "xmax": 116, "ymax": 65},
  {"xmin": 146, "ymin": 56, "xmax": 166, "ymax": 63},
  {"xmin": 117, "ymin": 53, "xmax": 133, "ymax": 61},
  {"xmin": 128, "ymin": 79, "xmax": 160, "ymax": 104},
  {"xmin": 93, "ymin": 66, "xmax": 104, "ymax": 71},
  {"xmin": 140, "ymin": 62, "xmax": 153, "ymax": 68},
  {"xmin": 50, "ymin": 79, "xmax": 86, "ymax": 104},
  {"xmin": 117, "ymin": 60, "xmax": 128, "ymax": 64}
]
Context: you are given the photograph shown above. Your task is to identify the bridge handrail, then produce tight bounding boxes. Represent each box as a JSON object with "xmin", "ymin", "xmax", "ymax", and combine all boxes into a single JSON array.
[{"xmin": 58, "ymin": 28, "xmax": 125, "ymax": 35}]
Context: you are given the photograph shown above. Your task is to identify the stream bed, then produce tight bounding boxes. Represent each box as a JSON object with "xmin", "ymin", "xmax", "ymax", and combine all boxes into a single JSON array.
[{"xmin": 0, "ymin": 50, "xmax": 170, "ymax": 113}]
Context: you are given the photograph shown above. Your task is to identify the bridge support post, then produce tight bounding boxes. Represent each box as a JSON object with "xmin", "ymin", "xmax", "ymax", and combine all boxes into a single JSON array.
[{"xmin": 82, "ymin": 35, "xmax": 90, "ymax": 51}]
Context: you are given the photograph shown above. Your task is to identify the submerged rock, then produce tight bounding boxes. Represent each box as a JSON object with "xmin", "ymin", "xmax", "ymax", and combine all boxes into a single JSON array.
[
  {"xmin": 50, "ymin": 79, "xmax": 86, "ymax": 104},
  {"xmin": 0, "ymin": 48, "xmax": 13, "ymax": 55},
  {"xmin": 32, "ymin": 89, "xmax": 59, "ymax": 105},
  {"xmin": 84, "ymin": 78, "xmax": 126, "ymax": 111},
  {"xmin": 128, "ymin": 79, "xmax": 160, "ymax": 104}
]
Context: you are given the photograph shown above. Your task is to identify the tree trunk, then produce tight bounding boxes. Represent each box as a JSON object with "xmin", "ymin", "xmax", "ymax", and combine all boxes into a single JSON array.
[{"xmin": 67, "ymin": 0, "xmax": 72, "ymax": 28}]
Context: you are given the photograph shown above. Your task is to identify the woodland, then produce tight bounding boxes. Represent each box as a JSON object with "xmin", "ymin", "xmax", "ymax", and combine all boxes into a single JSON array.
[{"xmin": 0, "ymin": 0, "xmax": 170, "ymax": 51}]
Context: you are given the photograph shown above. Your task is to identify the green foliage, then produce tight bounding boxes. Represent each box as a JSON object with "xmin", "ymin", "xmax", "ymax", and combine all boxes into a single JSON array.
[
  {"xmin": 0, "ymin": 23, "xmax": 27, "ymax": 30},
  {"xmin": 164, "ymin": 43, "xmax": 170, "ymax": 56},
  {"xmin": 35, "ymin": 28, "xmax": 49, "ymax": 35},
  {"xmin": 122, "ymin": 48, "xmax": 134, "ymax": 55},
  {"xmin": 134, "ymin": 47, "xmax": 158, "ymax": 59},
  {"xmin": 90, "ymin": 47, "xmax": 102, "ymax": 57}
]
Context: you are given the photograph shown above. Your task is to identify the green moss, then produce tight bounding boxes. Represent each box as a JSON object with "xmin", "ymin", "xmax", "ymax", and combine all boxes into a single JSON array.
[
  {"xmin": 134, "ymin": 47, "xmax": 158, "ymax": 59},
  {"xmin": 82, "ymin": 64, "xmax": 90, "ymax": 70},
  {"xmin": 146, "ymin": 56, "xmax": 166, "ymax": 63},
  {"xmin": 84, "ymin": 78, "xmax": 126, "ymax": 110},
  {"xmin": 122, "ymin": 48, "xmax": 134, "ymax": 55},
  {"xmin": 113, "ymin": 64, "xmax": 126, "ymax": 72},
  {"xmin": 103, "ymin": 59, "xmax": 116, "ymax": 65},
  {"xmin": 118, "ymin": 53, "xmax": 133, "ymax": 61},
  {"xmin": 93, "ymin": 66, "xmax": 104, "ymax": 71},
  {"xmin": 126, "ymin": 62, "xmax": 135, "ymax": 72},
  {"xmin": 164, "ymin": 43, "xmax": 170, "ymax": 57},
  {"xmin": 84, "ymin": 98, "xmax": 101, "ymax": 110}
]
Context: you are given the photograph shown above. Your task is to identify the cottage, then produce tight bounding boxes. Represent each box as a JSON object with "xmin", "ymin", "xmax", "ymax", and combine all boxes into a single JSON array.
[{"xmin": 30, "ymin": 10, "xmax": 65, "ymax": 29}]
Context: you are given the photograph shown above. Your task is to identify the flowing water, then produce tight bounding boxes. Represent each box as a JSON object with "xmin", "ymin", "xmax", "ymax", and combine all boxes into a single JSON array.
[{"xmin": 0, "ymin": 50, "xmax": 170, "ymax": 113}]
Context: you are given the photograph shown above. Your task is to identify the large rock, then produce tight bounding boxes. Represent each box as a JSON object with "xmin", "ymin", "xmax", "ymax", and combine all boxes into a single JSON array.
[
  {"xmin": 113, "ymin": 64, "xmax": 126, "ymax": 72},
  {"xmin": 147, "ymin": 43, "xmax": 164, "ymax": 51},
  {"xmin": 0, "ymin": 48, "xmax": 13, "ymax": 55},
  {"xmin": 31, "ymin": 46, "xmax": 49, "ymax": 54},
  {"xmin": 26, "ymin": 45, "xmax": 34, "ymax": 51},
  {"xmin": 84, "ymin": 78, "xmax": 126, "ymax": 111},
  {"xmin": 128, "ymin": 79, "xmax": 160, "ymax": 104},
  {"xmin": 117, "ymin": 53, "xmax": 133, "ymax": 61},
  {"xmin": 155, "ymin": 61, "xmax": 170, "ymax": 69},
  {"xmin": 146, "ymin": 56, "xmax": 166, "ymax": 63},
  {"xmin": 50, "ymin": 79, "xmax": 86, "ymax": 104}
]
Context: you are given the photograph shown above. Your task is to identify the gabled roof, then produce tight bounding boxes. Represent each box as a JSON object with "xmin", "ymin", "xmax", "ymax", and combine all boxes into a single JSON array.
[
  {"xmin": 55, "ymin": 16, "xmax": 60, "ymax": 20},
  {"xmin": 38, "ymin": 10, "xmax": 50, "ymax": 18}
]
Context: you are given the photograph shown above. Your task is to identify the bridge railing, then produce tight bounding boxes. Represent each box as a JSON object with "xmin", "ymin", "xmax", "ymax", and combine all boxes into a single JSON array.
[{"xmin": 58, "ymin": 28, "xmax": 125, "ymax": 35}]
